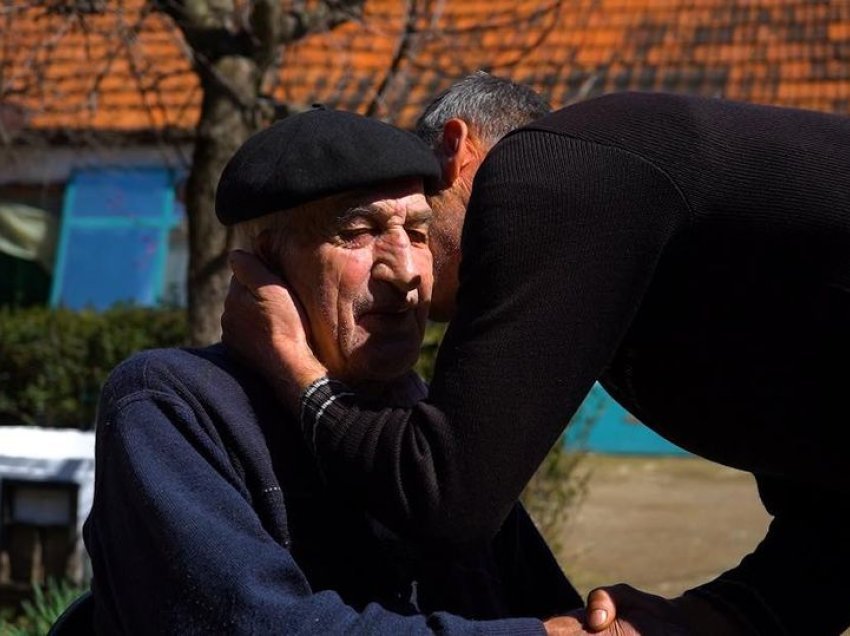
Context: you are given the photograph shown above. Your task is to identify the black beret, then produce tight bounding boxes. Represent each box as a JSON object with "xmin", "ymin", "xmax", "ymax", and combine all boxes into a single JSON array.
[{"xmin": 215, "ymin": 107, "xmax": 441, "ymax": 225}]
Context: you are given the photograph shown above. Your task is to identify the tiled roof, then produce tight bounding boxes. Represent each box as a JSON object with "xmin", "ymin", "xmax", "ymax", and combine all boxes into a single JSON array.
[{"xmin": 3, "ymin": 0, "xmax": 850, "ymax": 136}]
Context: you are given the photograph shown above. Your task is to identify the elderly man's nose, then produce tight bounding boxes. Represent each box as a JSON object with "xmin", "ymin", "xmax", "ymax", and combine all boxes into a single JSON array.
[{"xmin": 373, "ymin": 241, "xmax": 420, "ymax": 292}]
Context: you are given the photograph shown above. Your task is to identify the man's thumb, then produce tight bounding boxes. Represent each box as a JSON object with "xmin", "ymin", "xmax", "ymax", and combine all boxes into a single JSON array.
[{"xmin": 586, "ymin": 588, "xmax": 616, "ymax": 631}]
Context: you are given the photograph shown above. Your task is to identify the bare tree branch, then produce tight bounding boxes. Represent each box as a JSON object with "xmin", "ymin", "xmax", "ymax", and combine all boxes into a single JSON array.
[
  {"xmin": 4, "ymin": 0, "xmax": 566, "ymax": 344},
  {"xmin": 480, "ymin": 0, "xmax": 563, "ymax": 71},
  {"xmin": 273, "ymin": 0, "xmax": 365, "ymax": 45},
  {"xmin": 365, "ymin": 0, "xmax": 414, "ymax": 118},
  {"xmin": 156, "ymin": 0, "xmax": 366, "ymax": 65},
  {"xmin": 399, "ymin": 0, "xmax": 563, "ymax": 80},
  {"xmin": 155, "ymin": 0, "xmax": 237, "ymax": 29},
  {"xmin": 249, "ymin": 0, "xmax": 280, "ymax": 69},
  {"xmin": 420, "ymin": 0, "xmax": 561, "ymax": 36},
  {"xmin": 154, "ymin": 0, "xmax": 254, "ymax": 59}
]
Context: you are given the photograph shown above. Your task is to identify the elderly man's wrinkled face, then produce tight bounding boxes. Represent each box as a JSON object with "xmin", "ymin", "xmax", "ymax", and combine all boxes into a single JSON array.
[{"xmin": 278, "ymin": 178, "xmax": 433, "ymax": 386}]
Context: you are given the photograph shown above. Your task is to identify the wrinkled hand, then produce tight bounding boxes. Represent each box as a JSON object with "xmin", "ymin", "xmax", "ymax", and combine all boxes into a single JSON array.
[
  {"xmin": 222, "ymin": 250, "xmax": 327, "ymax": 411},
  {"xmin": 543, "ymin": 585, "xmax": 689, "ymax": 636}
]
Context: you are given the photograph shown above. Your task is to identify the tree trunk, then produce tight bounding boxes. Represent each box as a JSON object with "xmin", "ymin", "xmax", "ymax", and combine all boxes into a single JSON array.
[{"xmin": 186, "ymin": 56, "xmax": 262, "ymax": 346}]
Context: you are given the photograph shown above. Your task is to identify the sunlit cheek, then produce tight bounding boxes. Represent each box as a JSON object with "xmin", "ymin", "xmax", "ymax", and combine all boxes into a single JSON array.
[
  {"xmin": 282, "ymin": 246, "xmax": 332, "ymax": 354},
  {"xmin": 329, "ymin": 248, "xmax": 374, "ymax": 357}
]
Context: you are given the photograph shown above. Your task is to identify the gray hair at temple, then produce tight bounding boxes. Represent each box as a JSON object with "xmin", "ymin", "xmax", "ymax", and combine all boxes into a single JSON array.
[{"xmin": 415, "ymin": 71, "xmax": 551, "ymax": 150}]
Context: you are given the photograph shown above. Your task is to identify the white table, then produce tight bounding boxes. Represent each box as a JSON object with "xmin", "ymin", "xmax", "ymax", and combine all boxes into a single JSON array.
[{"xmin": 0, "ymin": 426, "xmax": 95, "ymax": 582}]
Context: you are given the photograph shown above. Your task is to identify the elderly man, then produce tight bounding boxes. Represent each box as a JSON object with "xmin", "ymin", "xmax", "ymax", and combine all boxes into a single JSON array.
[
  {"xmin": 225, "ymin": 73, "xmax": 850, "ymax": 636},
  {"xmin": 82, "ymin": 107, "xmax": 582, "ymax": 635}
]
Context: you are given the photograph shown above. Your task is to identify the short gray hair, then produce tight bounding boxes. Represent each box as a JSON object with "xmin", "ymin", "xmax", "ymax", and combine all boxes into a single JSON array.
[
  {"xmin": 415, "ymin": 71, "xmax": 550, "ymax": 150},
  {"xmin": 232, "ymin": 190, "xmax": 362, "ymax": 261},
  {"xmin": 233, "ymin": 209, "xmax": 294, "ymax": 259},
  {"xmin": 232, "ymin": 197, "xmax": 334, "ymax": 264}
]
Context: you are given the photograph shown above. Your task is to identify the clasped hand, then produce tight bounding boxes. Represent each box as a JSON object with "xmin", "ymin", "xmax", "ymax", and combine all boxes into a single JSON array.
[
  {"xmin": 544, "ymin": 585, "xmax": 755, "ymax": 636},
  {"xmin": 544, "ymin": 585, "xmax": 690, "ymax": 636}
]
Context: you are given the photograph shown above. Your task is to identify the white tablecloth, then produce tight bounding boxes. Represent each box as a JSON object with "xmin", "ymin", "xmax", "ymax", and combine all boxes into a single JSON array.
[{"xmin": 0, "ymin": 426, "xmax": 95, "ymax": 537}]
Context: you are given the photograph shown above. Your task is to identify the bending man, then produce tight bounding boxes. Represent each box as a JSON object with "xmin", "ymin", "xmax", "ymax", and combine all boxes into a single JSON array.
[{"xmin": 225, "ymin": 75, "xmax": 850, "ymax": 635}]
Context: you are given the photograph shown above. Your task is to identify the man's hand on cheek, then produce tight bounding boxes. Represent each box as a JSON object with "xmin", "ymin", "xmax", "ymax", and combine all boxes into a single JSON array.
[{"xmin": 222, "ymin": 249, "xmax": 328, "ymax": 411}]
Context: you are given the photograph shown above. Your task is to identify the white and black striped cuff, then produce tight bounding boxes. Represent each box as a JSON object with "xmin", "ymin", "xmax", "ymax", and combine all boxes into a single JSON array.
[{"xmin": 299, "ymin": 377, "xmax": 354, "ymax": 454}]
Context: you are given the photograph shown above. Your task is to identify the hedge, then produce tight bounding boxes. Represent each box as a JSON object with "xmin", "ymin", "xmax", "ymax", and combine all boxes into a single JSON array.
[
  {"xmin": 0, "ymin": 305, "xmax": 187, "ymax": 429},
  {"xmin": 0, "ymin": 307, "xmax": 451, "ymax": 430}
]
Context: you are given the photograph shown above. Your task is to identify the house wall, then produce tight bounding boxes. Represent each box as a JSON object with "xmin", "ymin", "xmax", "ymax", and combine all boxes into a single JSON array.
[{"xmin": 0, "ymin": 144, "xmax": 191, "ymax": 308}]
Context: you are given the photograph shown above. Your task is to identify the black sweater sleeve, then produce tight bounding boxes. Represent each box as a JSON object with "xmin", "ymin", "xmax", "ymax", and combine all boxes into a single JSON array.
[
  {"xmin": 301, "ymin": 132, "xmax": 687, "ymax": 542},
  {"xmin": 492, "ymin": 504, "xmax": 583, "ymax": 618}
]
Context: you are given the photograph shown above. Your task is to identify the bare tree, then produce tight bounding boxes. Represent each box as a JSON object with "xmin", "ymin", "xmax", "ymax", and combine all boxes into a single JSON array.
[
  {"xmin": 1, "ymin": 0, "xmax": 366, "ymax": 345},
  {"xmin": 156, "ymin": 0, "xmax": 366, "ymax": 345},
  {"xmin": 1, "ymin": 0, "xmax": 563, "ymax": 344}
]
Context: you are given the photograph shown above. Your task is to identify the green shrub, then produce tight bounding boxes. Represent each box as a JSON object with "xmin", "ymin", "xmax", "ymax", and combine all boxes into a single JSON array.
[
  {"xmin": 519, "ymin": 426, "xmax": 591, "ymax": 554},
  {"xmin": 0, "ymin": 311, "xmax": 445, "ymax": 430},
  {"xmin": 0, "ymin": 578, "xmax": 85, "ymax": 636},
  {"xmin": 519, "ymin": 388, "xmax": 607, "ymax": 552},
  {"xmin": 413, "ymin": 321, "xmax": 447, "ymax": 381},
  {"xmin": 0, "ymin": 305, "xmax": 187, "ymax": 429}
]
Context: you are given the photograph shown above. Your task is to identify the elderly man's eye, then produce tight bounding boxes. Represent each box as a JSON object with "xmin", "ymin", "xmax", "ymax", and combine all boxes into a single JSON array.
[
  {"xmin": 338, "ymin": 228, "xmax": 373, "ymax": 243},
  {"xmin": 406, "ymin": 227, "xmax": 429, "ymax": 244}
]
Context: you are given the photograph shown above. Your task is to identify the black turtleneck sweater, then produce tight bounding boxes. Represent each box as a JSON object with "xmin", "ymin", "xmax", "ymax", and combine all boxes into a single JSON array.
[{"xmin": 301, "ymin": 92, "xmax": 850, "ymax": 635}]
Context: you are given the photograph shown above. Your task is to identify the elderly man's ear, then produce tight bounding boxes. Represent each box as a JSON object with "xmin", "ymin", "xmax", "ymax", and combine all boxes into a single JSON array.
[
  {"xmin": 438, "ymin": 118, "xmax": 480, "ymax": 189},
  {"xmin": 254, "ymin": 230, "xmax": 283, "ymax": 278}
]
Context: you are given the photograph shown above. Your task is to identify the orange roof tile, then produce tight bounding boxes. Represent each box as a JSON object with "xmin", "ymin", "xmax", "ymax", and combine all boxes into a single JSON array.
[{"xmin": 3, "ymin": 0, "xmax": 850, "ymax": 137}]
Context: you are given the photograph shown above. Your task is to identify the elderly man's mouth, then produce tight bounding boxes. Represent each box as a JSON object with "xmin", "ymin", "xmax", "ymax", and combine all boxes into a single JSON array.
[{"xmin": 358, "ymin": 308, "xmax": 417, "ymax": 328}]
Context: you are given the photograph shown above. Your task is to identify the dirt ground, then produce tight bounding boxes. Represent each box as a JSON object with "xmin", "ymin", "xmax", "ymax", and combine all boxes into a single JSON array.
[
  {"xmin": 555, "ymin": 454, "xmax": 850, "ymax": 635},
  {"xmin": 557, "ymin": 454, "xmax": 771, "ymax": 597}
]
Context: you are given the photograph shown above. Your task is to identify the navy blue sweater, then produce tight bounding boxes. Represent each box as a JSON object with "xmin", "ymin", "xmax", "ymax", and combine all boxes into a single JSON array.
[{"xmin": 83, "ymin": 345, "xmax": 580, "ymax": 634}]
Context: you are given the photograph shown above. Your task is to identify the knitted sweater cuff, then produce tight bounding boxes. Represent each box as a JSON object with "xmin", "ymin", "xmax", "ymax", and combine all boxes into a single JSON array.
[{"xmin": 299, "ymin": 377, "xmax": 355, "ymax": 453}]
